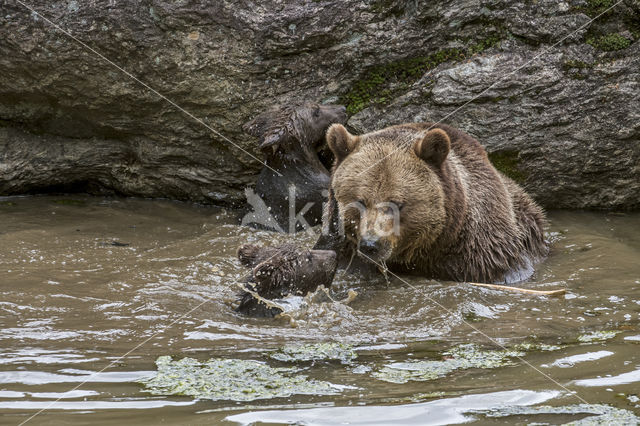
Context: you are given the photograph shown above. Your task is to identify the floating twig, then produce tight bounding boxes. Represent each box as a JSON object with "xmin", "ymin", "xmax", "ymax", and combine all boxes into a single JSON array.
[{"xmin": 465, "ymin": 281, "xmax": 566, "ymax": 296}]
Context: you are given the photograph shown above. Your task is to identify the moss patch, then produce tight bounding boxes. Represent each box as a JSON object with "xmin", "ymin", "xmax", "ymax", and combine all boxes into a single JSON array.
[
  {"xmin": 0, "ymin": 201, "xmax": 17, "ymax": 206},
  {"xmin": 587, "ymin": 33, "xmax": 632, "ymax": 51},
  {"xmin": 372, "ymin": 344, "xmax": 524, "ymax": 384},
  {"xmin": 270, "ymin": 342, "xmax": 357, "ymax": 364},
  {"xmin": 576, "ymin": 0, "xmax": 618, "ymax": 17},
  {"xmin": 370, "ymin": 0, "xmax": 404, "ymax": 16},
  {"xmin": 562, "ymin": 59, "xmax": 594, "ymax": 80},
  {"xmin": 139, "ymin": 355, "xmax": 340, "ymax": 401},
  {"xmin": 488, "ymin": 151, "xmax": 526, "ymax": 183},
  {"xmin": 575, "ymin": 0, "xmax": 636, "ymax": 55},
  {"xmin": 563, "ymin": 60, "xmax": 592, "ymax": 70},
  {"xmin": 342, "ymin": 35, "xmax": 502, "ymax": 114}
]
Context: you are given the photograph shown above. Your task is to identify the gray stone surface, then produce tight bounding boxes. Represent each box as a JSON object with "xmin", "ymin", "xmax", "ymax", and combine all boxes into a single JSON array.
[{"xmin": 1, "ymin": 0, "xmax": 638, "ymax": 208}]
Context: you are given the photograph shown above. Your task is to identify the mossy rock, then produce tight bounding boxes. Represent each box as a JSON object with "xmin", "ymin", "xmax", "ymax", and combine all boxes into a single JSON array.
[
  {"xmin": 370, "ymin": 0, "xmax": 404, "ymax": 16},
  {"xmin": 341, "ymin": 34, "xmax": 503, "ymax": 114},
  {"xmin": 562, "ymin": 60, "xmax": 593, "ymax": 80},
  {"xmin": 587, "ymin": 33, "xmax": 632, "ymax": 51},
  {"xmin": 577, "ymin": 0, "xmax": 618, "ymax": 17},
  {"xmin": 562, "ymin": 60, "xmax": 593, "ymax": 70},
  {"xmin": 488, "ymin": 151, "xmax": 527, "ymax": 184}
]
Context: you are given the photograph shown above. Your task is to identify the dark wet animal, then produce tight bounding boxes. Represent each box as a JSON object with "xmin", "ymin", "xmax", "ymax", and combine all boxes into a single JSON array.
[
  {"xmin": 242, "ymin": 103, "xmax": 347, "ymax": 232},
  {"xmin": 235, "ymin": 244, "xmax": 337, "ymax": 317}
]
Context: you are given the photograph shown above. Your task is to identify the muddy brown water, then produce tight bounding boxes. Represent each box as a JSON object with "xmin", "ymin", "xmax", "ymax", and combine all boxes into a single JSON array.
[{"xmin": 0, "ymin": 195, "xmax": 638, "ymax": 425}]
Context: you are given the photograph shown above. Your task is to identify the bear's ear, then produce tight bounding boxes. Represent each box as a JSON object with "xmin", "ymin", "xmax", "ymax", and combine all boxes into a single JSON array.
[
  {"xmin": 413, "ymin": 129, "xmax": 450, "ymax": 168},
  {"xmin": 326, "ymin": 124, "xmax": 359, "ymax": 164},
  {"xmin": 237, "ymin": 244, "xmax": 262, "ymax": 267}
]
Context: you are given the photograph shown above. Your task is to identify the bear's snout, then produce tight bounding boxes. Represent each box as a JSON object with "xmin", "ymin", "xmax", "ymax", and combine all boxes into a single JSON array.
[
  {"xmin": 313, "ymin": 249, "xmax": 337, "ymax": 269},
  {"xmin": 358, "ymin": 234, "xmax": 392, "ymax": 263},
  {"xmin": 304, "ymin": 249, "xmax": 337, "ymax": 283}
]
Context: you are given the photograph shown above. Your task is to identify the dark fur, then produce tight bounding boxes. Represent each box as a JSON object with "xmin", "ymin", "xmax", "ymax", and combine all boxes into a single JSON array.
[
  {"xmin": 242, "ymin": 103, "xmax": 347, "ymax": 232},
  {"xmin": 236, "ymin": 244, "xmax": 337, "ymax": 317},
  {"xmin": 316, "ymin": 122, "xmax": 548, "ymax": 284}
]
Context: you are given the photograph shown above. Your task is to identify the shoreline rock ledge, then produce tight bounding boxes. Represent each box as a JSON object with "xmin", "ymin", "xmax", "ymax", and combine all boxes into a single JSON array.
[{"xmin": 1, "ymin": 0, "xmax": 638, "ymax": 209}]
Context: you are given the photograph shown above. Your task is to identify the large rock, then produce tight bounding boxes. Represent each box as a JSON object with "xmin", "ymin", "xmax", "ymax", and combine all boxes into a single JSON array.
[{"xmin": 1, "ymin": 0, "xmax": 638, "ymax": 208}]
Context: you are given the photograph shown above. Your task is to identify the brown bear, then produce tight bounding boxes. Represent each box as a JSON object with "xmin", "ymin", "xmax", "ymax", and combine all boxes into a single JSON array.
[
  {"xmin": 314, "ymin": 122, "xmax": 548, "ymax": 284},
  {"xmin": 242, "ymin": 103, "xmax": 347, "ymax": 232},
  {"xmin": 235, "ymin": 244, "xmax": 338, "ymax": 317}
]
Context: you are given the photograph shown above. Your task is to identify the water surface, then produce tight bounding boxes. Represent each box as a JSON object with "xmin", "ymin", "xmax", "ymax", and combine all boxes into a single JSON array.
[{"xmin": 0, "ymin": 196, "xmax": 638, "ymax": 424}]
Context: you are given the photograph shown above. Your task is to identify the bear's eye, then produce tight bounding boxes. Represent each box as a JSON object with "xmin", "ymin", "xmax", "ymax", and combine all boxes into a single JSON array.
[
  {"xmin": 312, "ymin": 107, "xmax": 320, "ymax": 118},
  {"xmin": 389, "ymin": 200, "xmax": 404, "ymax": 210},
  {"xmin": 379, "ymin": 205, "xmax": 394, "ymax": 215}
]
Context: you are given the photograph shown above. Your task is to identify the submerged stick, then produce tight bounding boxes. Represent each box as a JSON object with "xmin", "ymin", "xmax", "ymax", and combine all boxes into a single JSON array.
[{"xmin": 465, "ymin": 281, "xmax": 566, "ymax": 296}]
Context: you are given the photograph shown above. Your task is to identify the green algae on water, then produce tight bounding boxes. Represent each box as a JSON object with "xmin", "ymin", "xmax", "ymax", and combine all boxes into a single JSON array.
[
  {"xmin": 577, "ymin": 330, "xmax": 619, "ymax": 343},
  {"xmin": 512, "ymin": 342, "xmax": 564, "ymax": 352},
  {"xmin": 270, "ymin": 342, "xmax": 357, "ymax": 363},
  {"xmin": 139, "ymin": 356, "xmax": 341, "ymax": 401},
  {"xmin": 380, "ymin": 391, "xmax": 461, "ymax": 404},
  {"xmin": 372, "ymin": 344, "xmax": 524, "ymax": 384},
  {"xmin": 476, "ymin": 403, "xmax": 640, "ymax": 425}
]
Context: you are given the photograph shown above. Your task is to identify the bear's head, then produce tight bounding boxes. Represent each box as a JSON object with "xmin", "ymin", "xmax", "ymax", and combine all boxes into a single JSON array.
[
  {"xmin": 242, "ymin": 103, "xmax": 347, "ymax": 232},
  {"xmin": 326, "ymin": 123, "xmax": 451, "ymax": 266},
  {"xmin": 242, "ymin": 102, "xmax": 347, "ymax": 158},
  {"xmin": 235, "ymin": 244, "xmax": 337, "ymax": 316}
]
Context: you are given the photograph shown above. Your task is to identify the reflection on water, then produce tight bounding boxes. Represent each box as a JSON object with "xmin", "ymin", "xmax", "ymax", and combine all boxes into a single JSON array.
[
  {"xmin": 227, "ymin": 390, "xmax": 561, "ymax": 425},
  {"xmin": 0, "ymin": 196, "xmax": 639, "ymax": 424}
]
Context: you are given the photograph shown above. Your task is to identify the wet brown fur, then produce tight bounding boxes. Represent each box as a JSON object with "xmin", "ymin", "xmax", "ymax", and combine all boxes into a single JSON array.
[
  {"xmin": 243, "ymin": 103, "xmax": 346, "ymax": 166},
  {"xmin": 242, "ymin": 103, "xmax": 347, "ymax": 232},
  {"xmin": 325, "ymin": 122, "xmax": 548, "ymax": 283},
  {"xmin": 235, "ymin": 244, "xmax": 338, "ymax": 317}
]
